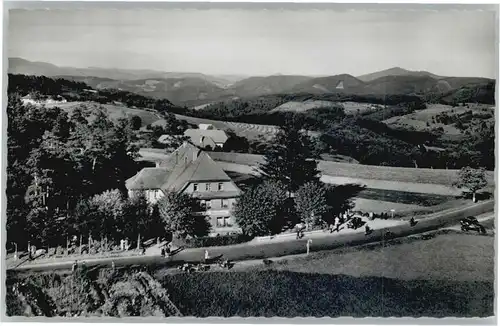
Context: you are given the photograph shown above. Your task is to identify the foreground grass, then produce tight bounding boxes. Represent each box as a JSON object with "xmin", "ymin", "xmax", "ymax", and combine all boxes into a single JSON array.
[
  {"xmin": 158, "ymin": 233, "xmax": 493, "ymax": 317},
  {"xmin": 161, "ymin": 270, "xmax": 493, "ymax": 317},
  {"xmin": 7, "ymin": 232, "xmax": 494, "ymax": 318}
]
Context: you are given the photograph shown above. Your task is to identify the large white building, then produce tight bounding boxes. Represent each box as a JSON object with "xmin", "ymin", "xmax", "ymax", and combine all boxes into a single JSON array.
[{"xmin": 126, "ymin": 142, "xmax": 242, "ymax": 235}]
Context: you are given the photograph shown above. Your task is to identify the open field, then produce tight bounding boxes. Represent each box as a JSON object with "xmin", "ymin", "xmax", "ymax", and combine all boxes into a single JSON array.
[
  {"xmin": 157, "ymin": 232, "xmax": 493, "ymax": 317},
  {"xmin": 382, "ymin": 103, "xmax": 493, "ymax": 135},
  {"xmin": 205, "ymin": 152, "xmax": 495, "ymax": 188},
  {"xmin": 270, "ymin": 100, "xmax": 383, "ymax": 115},
  {"xmin": 152, "ymin": 114, "xmax": 280, "ymax": 141},
  {"xmin": 341, "ymin": 101, "xmax": 384, "ymax": 114},
  {"xmin": 45, "ymin": 101, "xmax": 282, "ymax": 141},
  {"xmin": 44, "ymin": 101, "xmax": 160, "ymax": 127},
  {"xmin": 271, "ymin": 100, "xmax": 338, "ymax": 113},
  {"xmin": 252, "ymin": 231, "xmax": 494, "ymax": 282},
  {"xmin": 351, "ymin": 198, "xmax": 423, "ymax": 213}
]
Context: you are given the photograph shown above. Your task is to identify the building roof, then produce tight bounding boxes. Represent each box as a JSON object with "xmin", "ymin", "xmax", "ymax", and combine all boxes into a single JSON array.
[
  {"xmin": 199, "ymin": 123, "xmax": 214, "ymax": 130},
  {"xmin": 126, "ymin": 142, "xmax": 235, "ymax": 194},
  {"xmin": 199, "ymin": 136, "xmax": 217, "ymax": 149},
  {"xmin": 184, "ymin": 129, "xmax": 228, "ymax": 145},
  {"xmin": 125, "ymin": 167, "xmax": 171, "ymax": 190},
  {"xmin": 162, "ymin": 150, "xmax": 231, "ymax": 192}
]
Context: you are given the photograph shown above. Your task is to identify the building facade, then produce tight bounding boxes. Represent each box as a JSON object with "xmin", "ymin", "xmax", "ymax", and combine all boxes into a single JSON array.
[{"xmin": 126, "ymin": 142, "xmax": 242, "ymax": 236}]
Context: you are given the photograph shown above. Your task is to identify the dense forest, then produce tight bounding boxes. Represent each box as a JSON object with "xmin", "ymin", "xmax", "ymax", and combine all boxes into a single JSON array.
[{"xmin": 6, "ymin": 93, "xmax": 170, "ymax": 249}]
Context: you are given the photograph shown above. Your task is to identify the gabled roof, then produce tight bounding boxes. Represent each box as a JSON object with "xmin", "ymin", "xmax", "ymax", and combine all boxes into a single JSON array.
[
  {"xmin": 163, "ymin": 151, "xmax": 232, "ymax": 192},
  {"xmin": 125, "ymin": 167, "xmax": 171, "ymax": 190},
  {"xmin": 184, "ymin": 129, "xmax": 228, "ymax": 145},
  {"xmin": 158, "ymin": 141, "xmax": 201, "ymax": 168},
  {"xmin": 199, "ymin": 136, "xmax": 217, "ymax": 149},
  {"xmin": 126, "ymin": 142, "xmax": 235, "ymax": 193}
]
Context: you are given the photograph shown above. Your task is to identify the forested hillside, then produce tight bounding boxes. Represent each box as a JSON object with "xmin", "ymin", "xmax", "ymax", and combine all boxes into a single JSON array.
[{"xmin": 8, "ymin": 74, "xmax": 183, "ymax": 114}]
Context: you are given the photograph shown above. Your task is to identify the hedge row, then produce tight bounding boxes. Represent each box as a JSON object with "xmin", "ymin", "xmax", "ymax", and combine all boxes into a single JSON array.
[{"xmin": 177, "ymin": 234, "xmax": 253, "ymax": 248}]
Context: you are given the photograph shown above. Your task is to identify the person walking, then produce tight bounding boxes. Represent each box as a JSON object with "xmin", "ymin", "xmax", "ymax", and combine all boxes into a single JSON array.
[
  {"xmin": 410, "ymin": 217, "xmax": 418, "ymax": 227},
  {"xmin": 335, "ymin": 216, "xmax": 341, "ymax": 232}
]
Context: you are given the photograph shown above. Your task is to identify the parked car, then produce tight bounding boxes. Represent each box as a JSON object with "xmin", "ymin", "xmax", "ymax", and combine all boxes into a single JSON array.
[{"xmin": 460, "ymin": 216, "xmax": 486, "ymax": 234}]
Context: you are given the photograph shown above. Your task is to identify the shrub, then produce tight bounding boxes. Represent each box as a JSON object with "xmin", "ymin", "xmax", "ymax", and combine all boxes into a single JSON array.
[{"xmin": 179, "ymin": 234, "xmax": 253, "ymax": 248}]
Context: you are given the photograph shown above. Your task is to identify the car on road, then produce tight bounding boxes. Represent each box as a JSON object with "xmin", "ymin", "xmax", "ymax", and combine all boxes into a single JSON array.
[{"xmin": 460, "ymin": 216, "xmax": 486, "ymax": 234}]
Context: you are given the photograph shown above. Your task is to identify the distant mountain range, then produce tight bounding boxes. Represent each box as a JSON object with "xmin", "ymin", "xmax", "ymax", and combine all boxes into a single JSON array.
[
  {"xmin": 357, "ymin": 67, "xmax": 441, "ymax": 82},
  {"xmin": 8, "ymin": 57, "xmax": 247, "ymax": 88},
  {"xmin": 9, "ymin": 57, "xmax": 495, "ymax": 106}
]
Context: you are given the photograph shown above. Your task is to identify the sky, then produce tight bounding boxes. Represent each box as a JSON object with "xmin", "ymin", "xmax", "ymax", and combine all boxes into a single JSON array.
[{"xmin": 7, "ymin": 7, "xmax": 497, "ymax": 78}]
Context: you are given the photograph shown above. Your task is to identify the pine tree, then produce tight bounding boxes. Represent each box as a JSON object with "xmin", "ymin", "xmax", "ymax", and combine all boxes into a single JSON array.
[{"xmin": 259, "ymin": 117, "xmax": 320, "ymax": 193}]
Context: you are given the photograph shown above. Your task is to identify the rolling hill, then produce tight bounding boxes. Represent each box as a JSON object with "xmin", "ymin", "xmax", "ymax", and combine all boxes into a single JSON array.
[
  {"xmin": 78, "ymin": 77, "xmax": 227, "ymax": 106},
  {"xmin": 10, "ymin": 58, "xmax": 495, "ymax": 107},
  {"xmin": 227, "ymin": 75, "xmax": 313, "ymax": 98},
  {"xmin": 290, "ymin": 74, "xmax": 366, "ymax": 94},
  {"xmin": 357, "ymin": 67, "xmax": 441, "ymax": 82},
  {"xmin": 363, "ymin": 75, "xmax": 448, "ymax": 95},
  {"xmin": 8, "ymin": 57, "xmax": 241, "ymax": 88}
]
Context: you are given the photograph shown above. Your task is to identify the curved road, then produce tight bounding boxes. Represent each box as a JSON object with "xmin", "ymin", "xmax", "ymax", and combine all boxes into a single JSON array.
[{"xmin": 10, "ymin": 200, "xmax": 494, "ymax": 273}]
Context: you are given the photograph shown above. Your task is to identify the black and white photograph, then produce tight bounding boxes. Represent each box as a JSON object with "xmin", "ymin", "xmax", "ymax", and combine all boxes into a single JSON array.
[{"xmin": 3, "ymin": 2, "xmax": 497, "ymax": 320}]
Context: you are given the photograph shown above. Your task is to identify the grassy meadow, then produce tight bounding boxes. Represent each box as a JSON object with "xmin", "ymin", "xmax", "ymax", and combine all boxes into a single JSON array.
[{"xmin": 156, "ymin": 232, "xmax": 494, "ymax": 317}]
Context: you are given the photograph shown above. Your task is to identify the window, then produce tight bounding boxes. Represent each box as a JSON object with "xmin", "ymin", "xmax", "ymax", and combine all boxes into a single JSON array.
[
  {"xmin": 218, "ymin": 183, "xmax": 223, "ymax": 191},
  {"xmin": 193, "ymin": 183, "xmax": 198, "ymax": 191},
  {"xmin": 216, "ymin": 216, "xmax": 232, "ymax": 227},
  {"xmin": 221, "ymin": 199, "xmax": 229, "ymax": 208},
  {"xmin": 216, "ymin": 217, "xmax": 224, "ymax": 227},
  {"xmin": 206, "ymin": 183, "xmax": 211, "ymax": 191}
]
